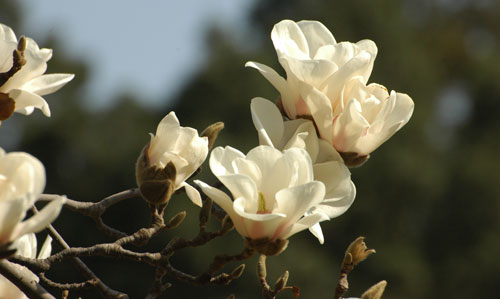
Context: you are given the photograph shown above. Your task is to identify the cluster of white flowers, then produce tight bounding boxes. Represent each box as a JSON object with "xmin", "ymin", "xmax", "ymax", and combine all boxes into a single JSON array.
[{"xmin": 143, "ymin": 20, "xmax": 413, "ymax": 250}]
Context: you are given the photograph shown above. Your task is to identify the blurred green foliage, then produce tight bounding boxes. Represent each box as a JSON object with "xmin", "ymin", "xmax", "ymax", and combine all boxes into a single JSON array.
[{"xmin": 1, "ymin": 0, "xmax": 499, "ymax": 298}]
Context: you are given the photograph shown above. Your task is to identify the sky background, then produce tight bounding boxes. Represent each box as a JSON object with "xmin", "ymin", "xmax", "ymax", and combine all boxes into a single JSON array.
[{"xmin": 18, "ymin": 0, "xmax": 255, "ymax": 109}]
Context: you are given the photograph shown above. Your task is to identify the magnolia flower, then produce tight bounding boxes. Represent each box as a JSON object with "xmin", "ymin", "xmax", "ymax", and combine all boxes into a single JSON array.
[
  {"xmin": 195, "ymin": 145, "xmax": 328, "ymax": 249},
  {"xmin": 0, "ymin": 23, "xmax": 74, "ymax": 122},
  {"xmin": 251, "ymin": 97, "xmax": 355, "ymax": 243},
  {"xmin": 246, "ymin": 19, "xmax": 377, "ymax": 120},
  {"xmin": 137, "ymin": 112, "xmax": 209, "ymax": 207},
  {"xmin": 247, "ymin": 19, "xmax": 413, "ymax": 163},
  {"xmin": 0, "ymin": 233, "xmax": 52, "ymax": 299},
  {"xmin": 0, "ymin": 148, "xmax": 65, "ymax": 246}
]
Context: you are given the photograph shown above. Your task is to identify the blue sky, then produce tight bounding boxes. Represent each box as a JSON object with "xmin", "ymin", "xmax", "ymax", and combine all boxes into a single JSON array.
[{"xmin": 18, "ymin": 0, "xmax": 255, "ymax": 109}]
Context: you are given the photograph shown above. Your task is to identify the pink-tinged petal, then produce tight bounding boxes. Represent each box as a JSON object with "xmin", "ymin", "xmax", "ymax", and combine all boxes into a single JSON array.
[
  {"xmin": 210, "ymin": 146, "xmax": 245, "ymax": 177},
  {"xmin": 0, "ymin": 200, "xmax": 25, "ymax": 245},
  {"xmin": 182, "ymin": 182, "xmax": 202, "ymax": 207},
  {"xmin": 12, "ymin": 196, "xmax": 66, "ymax": 240},
  {"xmin": 38, "ymin": 235, "xmax": 52, "ymax": 259},
  {"xmin": 22, "ymin": 74, "xmax": 74, "ymax": 96},
  {"xmin": 250, "ymin": 97, "xmax": 284, "ymax": 147},
  {"xmin": 9, "ymin": 89, "xmax": 50, "ymax": 116},
  {"xmin": 194, "ymin": 180, "xmax": 247, "ymax": 237},
  {"xmin": 271, "ymin": 20, "xmax": 310, "ymax": 58},
  {"xmin": 297, "ymin": 20, "xmax": 336, "ymax": 57}
]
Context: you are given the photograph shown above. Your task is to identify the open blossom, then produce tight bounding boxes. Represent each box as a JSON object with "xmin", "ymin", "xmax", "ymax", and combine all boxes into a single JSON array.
[
  {"xmin": 251, "ymin": 97, "xmax": 355, "ymax": 243},
  {"xmin": 0, "ymin": 23, "xmax": 74, "ymax": 122},
  {"xmin": 195, "ymin": 145, "xmax": 328, "ymax": 245},
  {"xmin": 0, "ymin": 233, "xmax": 52, "ymax": 299},
  {"xmin": 246, "ymin": 19, "xmax": 377, "ymax": 120},
  {"xmin": 141, "ymin": 112, "xmax": 209, "ymax": 207},
  {"xmin": 247, "ymin": 19, "xmax": 413, "ymax": 162},
  {"xmin": 0, "ymin": 148, "xmax": 65, "ymax": 246}
]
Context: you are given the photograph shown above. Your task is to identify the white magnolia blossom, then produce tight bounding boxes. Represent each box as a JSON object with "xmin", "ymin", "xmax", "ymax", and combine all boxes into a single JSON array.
[
  {"xmin": 0, "ymin": 233, "xmax": 52, "ymax": 299},
  {"xmin": 0, "ymin": 23, "xmax": 74, "ymax": 118},
  {"xmin": 0, "ymin": 148, "xmax": 65, "ymax": 246},
  {"xmin": 251, "ymin": 97, "xmax": 355, "ymax": 243},
  {"xmin": 148, "ymin": 112, "xmax": 209, "ymax": 206},
  {"xmin": 246, "ymin": 19, "xmax": 413, "ymax": 157},
  {"xmin": 195, "ymin": 145, "xmax": 328, "ymax": 243}
]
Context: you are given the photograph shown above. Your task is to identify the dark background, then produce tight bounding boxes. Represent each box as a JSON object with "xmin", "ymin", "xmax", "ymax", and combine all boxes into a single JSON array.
[{"xmin": 1, "ymin": 0, "xmax": 499, "ymax": 298}]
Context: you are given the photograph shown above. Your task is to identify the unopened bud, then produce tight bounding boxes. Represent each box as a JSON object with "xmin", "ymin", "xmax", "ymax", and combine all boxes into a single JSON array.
[
  {"xmin": 339, "ymin": 152, "xmax": 370, "ymax": 168},
  {"xmin": 199, "ymin": 197, "xmax": 213, "ymax": 226},
  {"xmin": 17, "ymin": 36, "xmax": 27, "ymax": 51},
  {"xmin": 201, "ymin": 121, "xmax": 224, "ymax": 148},
  {"xmin": 136, "ymin": 144, "xmax": 177, "ymax": 206},
  {"xmin": 230, "ymin": 264, "xmax": 245, "ymax": 279},
  {"xmin": 226, "ymin": 295, "xmax": 236, "ymax": 299},
  {"xmin": 274, "ymin": 270, "xmax": 289, "ymax": 291},
  {"xmin": 168, "ymin": 211, "xmax": 187, "ymax": 229},
  {"xmin": 345, "ymin": 236, "xmax": 375, "ymax": 266},
  {"xmin": 245, "ymin": 237, "xmax": 289, "ymax": 256},
  {"xmin": 220, "ymin": 215, "xmax": 234, "ymax": 233},
  {"xmin": 361, "ymin": 280, "xmax": 387, "ymax": 299}
]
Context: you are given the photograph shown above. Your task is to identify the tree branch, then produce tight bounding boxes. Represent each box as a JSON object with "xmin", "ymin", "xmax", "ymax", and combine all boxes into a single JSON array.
[{"xmin": 0, "ymin": 260, "xmax": 55, "ymax": 299}]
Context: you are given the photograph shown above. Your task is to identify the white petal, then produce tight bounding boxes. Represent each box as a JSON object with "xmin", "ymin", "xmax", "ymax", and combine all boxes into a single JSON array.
[
  {"xmin": 194, "ymin": 180, "xmax": 247, "ymax": 237},
  {"xmin": 38, "ymin": 235, "xmax": 52, "ymax": 259},
  {"xmin": 245, "ymin": 62, "xmax": 293, "ymax": 107},
  {"xmin": 308, "ymin": 222, "xmax": 325, "ymax": 244},
  {"xmin": 12, "ymin": 196, "xmax": 66, "ymax": 239},
  {"xmin": 210, "ymin": 146, "xmax": 245, "ymax": 177},
  {"xmin": 9, "ymin": 89, "xmax": 50, "ymax": 116},
  {"xmin": 280, "ymin": 56, "xmax": 336, "ymax": 87},
  {"xmin": 250, "ymin": 97, "xmax": 284, "ymax": 147},
  {"xmin": 233, "ymin": 197, "xmax": 286, "ymax": 221},
  {"xmin": 0, "ymin": 198, "xmax": 26, "ymax": 245},
  {"xmin": 246, "ymin": 146, "xmax": 282, "ymax": 180},
  {"xmin": 271, "ymin": 20, "xmax": 310, "ymax": 58},
  {"xmin": 299, "ymin": 82, "xmax": 334, "ymax": 143},
  {"xmin": 182, "ymin": 182, "xmax": 202, "ymax": 207},
  {"xmin": 283, "ymin": 212, "xmax": 329, "ymax": 241},
  {"xmin": 297, "ymin": 20, "xmax": 336, "ymax": 56},
  {"xmin": 332, "ymin": 99, "xmax": 370, "ymax": 153},
  {"xmin": 22, "ymin": 73, "xmax": 74, "ymax": 96},
  {"xmin": 14, "ymin": 233, "xmax": 37, "ymax": 258},
  {"xmin": 217, "ymin": 173, "xmax": 258, "ymax": 205},
  {"xmin": 0, "ymin": 24, "xmax": 17, "ymax": 43}
]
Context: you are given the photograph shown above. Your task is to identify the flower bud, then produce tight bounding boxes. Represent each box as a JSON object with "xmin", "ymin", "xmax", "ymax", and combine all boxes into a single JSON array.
[
  {"xmin": 136, "ymin": 144, "xmax": 177, "ymax": 206},
  {"xmin": 345, "ymin": 236, "xmax": 375, "ymax": 266},
  {"xmin": 201, "ymin": 121, "xmax": 224, "ymax": 149},
  {"xmin": 274, "ymin": 270, "xmax": 289, "ymax": 291},
  {"xmin": 220, "ymin": 215, "xmax": 234, "ymax": 234},
  {"xmin": 167, "ymin": 211, "xmax": 187, "ymax": 229},
  {"xmin": 245, "ymin": 237, "xmax": 289, "ymax": 256},
  {"xmin": 199, "ymin": 197, "xmax": 213, "ymax": 226},
  {"xmin": 361, "ymin": 280, "xmax": 387, "ymax": 299},
  {"xmin": 230, "ymin": 264, "xmax": 245, "ymax": 279}
]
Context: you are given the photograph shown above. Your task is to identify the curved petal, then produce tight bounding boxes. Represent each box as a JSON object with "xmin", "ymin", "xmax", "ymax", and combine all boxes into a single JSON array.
[
  {"xmin": 15, "ymin": 233, "xmax": 37, "ymax": 259},
  {"xmin": 250, "ymin": 97, "xmax": 284, "ymax": 147},
  {"xmin": 0, "ymin": 200, "xmax": 25, "ymax": 244},
  {"xmin": 299, "ymin": 81, "xmax": 334, "ymax": 143},
  {"xmin": 245, "ymin": 62, "xmax": 293, "ymax": 104},
  {"xmin": 23, "ymin": 73, "xmax": 74, "ymax": 96},
  {"xmin": 271, "ymin": 20, "xmax": 309, "ymax": 58},
  {"xmin": 246, "ymin": 146, "xmax": 282, "ymax": 181},
  {"xmin": 283, "ymin": 212, "xmax": 329, "ymax": 241},
  {"xmin": 194, "ymin": 180, "xmax": 247, "ymax": 237},
  {"xmin": 274, "ymin": 181, "xmax": 325, "ymax": 226},
  {"xmin": 209, "ymin": 146, "xmax": 245, "ymax": 177},
  {"xmin": 38, "ymin": 235, "xmax": 52, "ymax": 259},
  {"xmin": 297, "ymin": 20, "xmax": 336, "ymax": 56},
  {"xmin": 12, "ymin": 196, "xmax": 66, "ymax": 239},
  {"xmin": 9, "ymin": 89, "xmax": 50, "ymax": 116},
  {"xmin": 280, "ymin": 56, "xmax": 336, "ymax": 87},
  {"xmin": 217, "ymin": 173, "xmax": 258, "ymax": 205},
  {"xmin": 182, "ymin": 182, "xmax": 202, "ymax": 207}
]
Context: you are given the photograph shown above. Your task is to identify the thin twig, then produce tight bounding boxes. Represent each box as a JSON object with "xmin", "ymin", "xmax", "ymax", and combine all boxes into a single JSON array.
[{"xmin": 0, "ymin": 260, "xmax": 55, "ymax": 299}]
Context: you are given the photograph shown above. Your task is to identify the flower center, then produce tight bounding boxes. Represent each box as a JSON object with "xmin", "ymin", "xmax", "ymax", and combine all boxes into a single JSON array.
[{"xmin": 257, "ymin": 192, "xmax": 270, "ymax": 214}]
